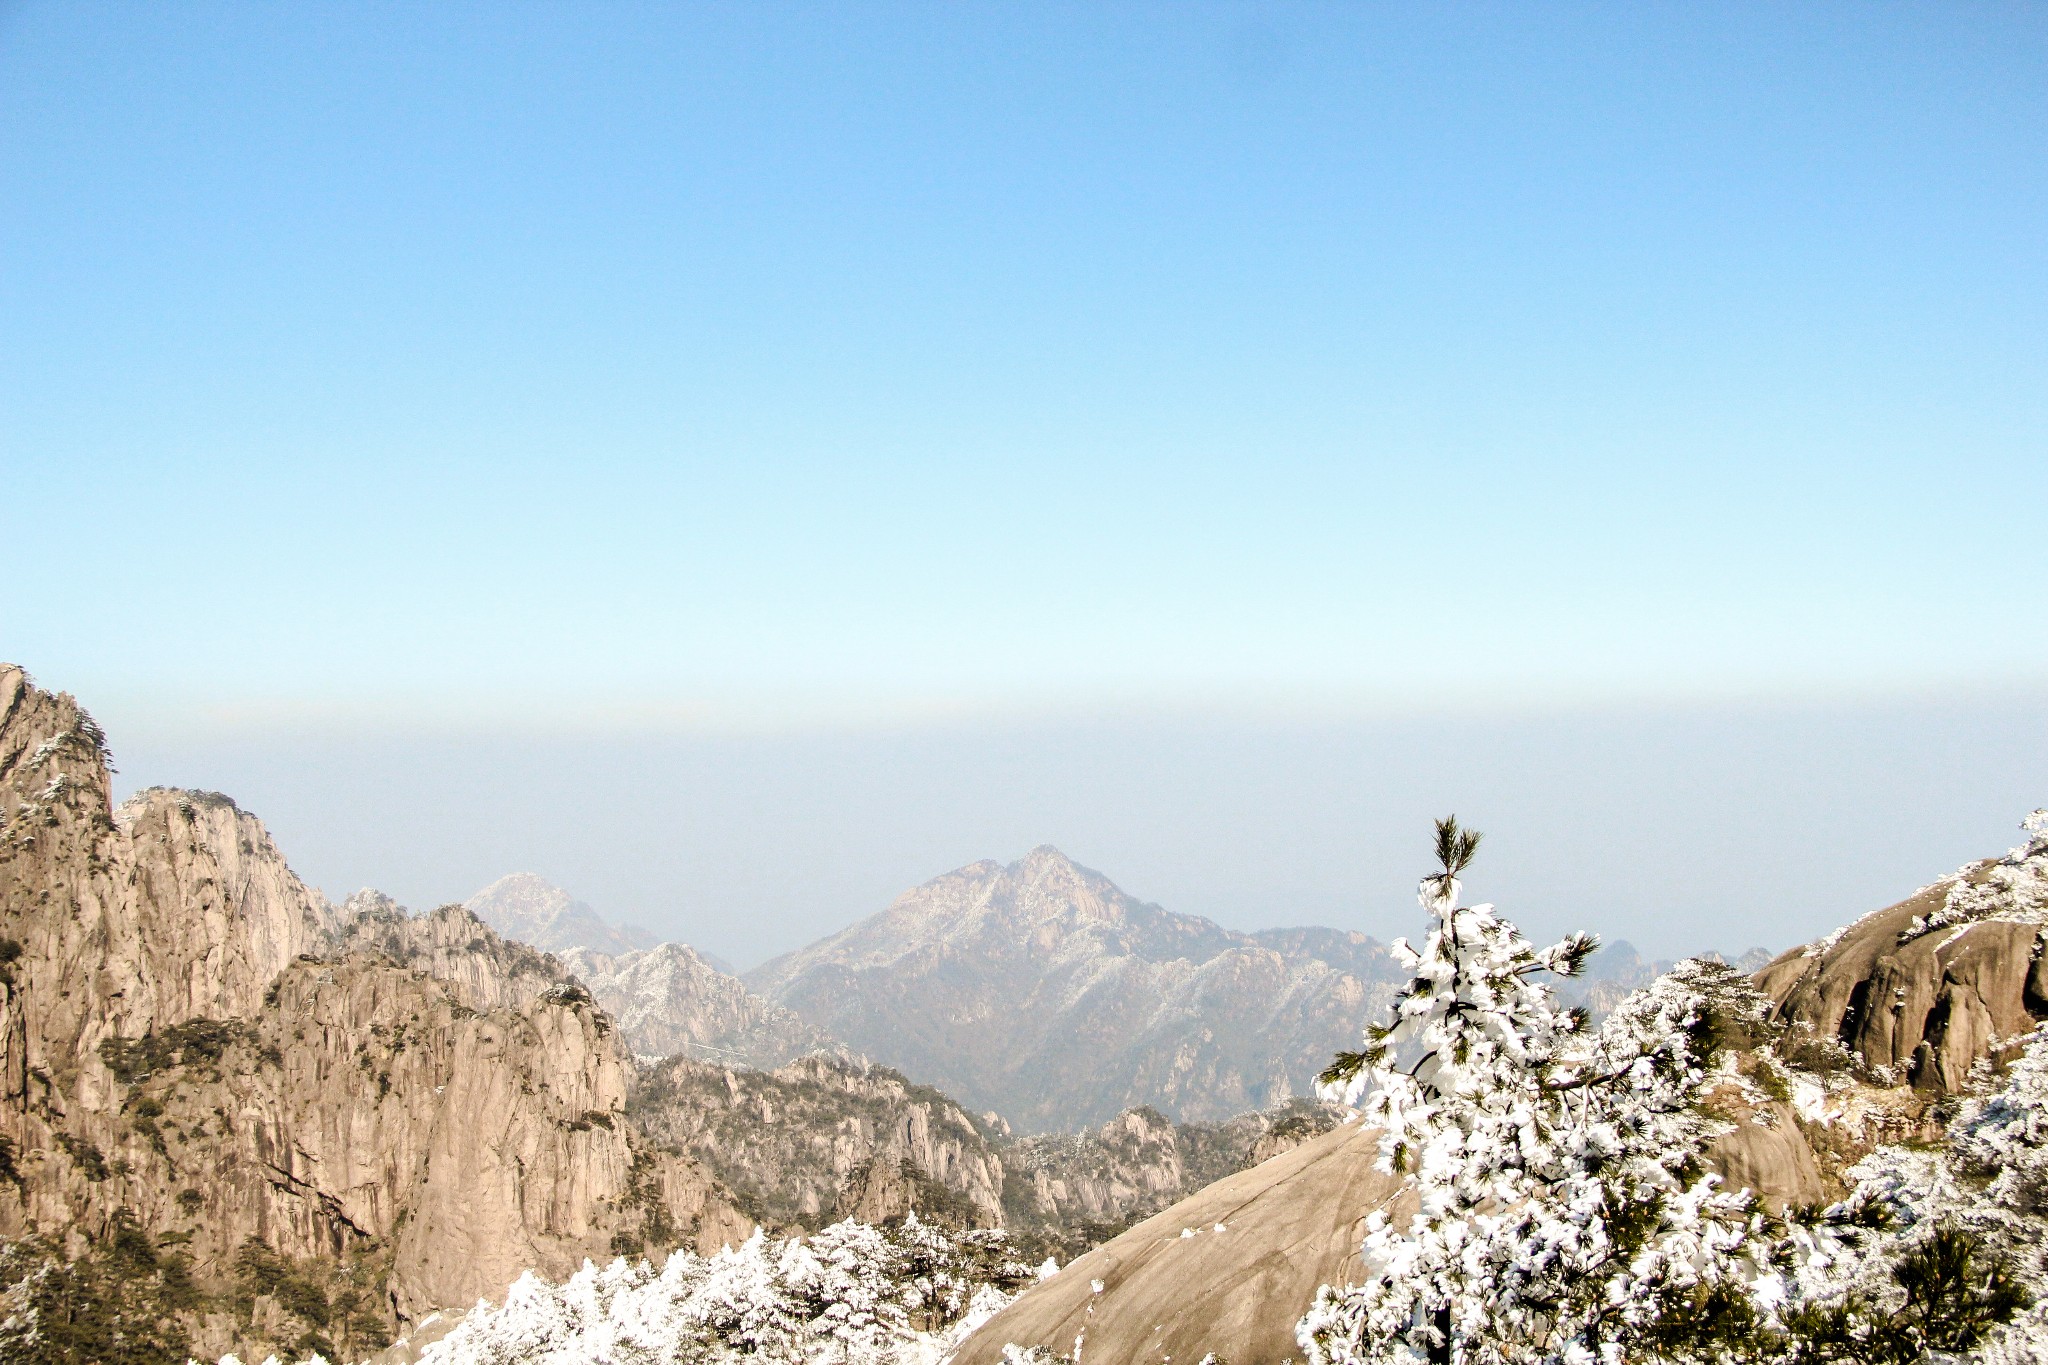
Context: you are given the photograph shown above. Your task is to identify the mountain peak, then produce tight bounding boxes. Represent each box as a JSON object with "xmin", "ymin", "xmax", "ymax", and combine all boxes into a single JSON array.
[
  {"xmin": 1008, "ymin": 844, "xmax": 1098, "ymax": 890},
  {"xmin": 473, "ymin": 871, "xmax": 570, "ymax": 910},
  {"xmin": 465, "ymin": 874, "xmax": 656, "ymax": 958},
  {"xmin": 748, "ymin": 848, "xmax": 1389, "ymax": 1128},
  {"xmin": 342, "ymin": 887, "xmax": 405, "ymax": 921}
]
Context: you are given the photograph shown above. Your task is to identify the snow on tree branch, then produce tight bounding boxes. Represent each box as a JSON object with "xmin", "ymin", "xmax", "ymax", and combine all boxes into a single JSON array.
[
  {"xmin": 1300, "ymin": 820, "xmax": 1768, "ymax": 1365},
  {"xmin": 210, "ymin": 1214, "xmax": 1038, "ymax": 1365}
]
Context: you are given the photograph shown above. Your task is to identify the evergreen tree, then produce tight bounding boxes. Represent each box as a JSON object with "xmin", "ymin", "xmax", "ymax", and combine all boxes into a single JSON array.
[{"xmin": 1299, "ymin": 819, "xmax": 1765, "ymax": 1365}]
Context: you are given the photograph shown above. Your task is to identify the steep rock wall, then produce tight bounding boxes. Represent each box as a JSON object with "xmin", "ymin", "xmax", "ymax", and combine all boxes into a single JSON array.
[
  {"xmin": 0, "ymin": 665, "xmax": 750, "ymax": 1357},
  {"xmin": 1757, "ymin": 874, "xmax": 2048, "ymax": 1091},
  {"xmin": 338, "ymin": 898, "xmax": 573, "ymax": 1014},
  {"xmin": 630, "ymin": 1052, "xmax": 1007, "ymax": 1229}
]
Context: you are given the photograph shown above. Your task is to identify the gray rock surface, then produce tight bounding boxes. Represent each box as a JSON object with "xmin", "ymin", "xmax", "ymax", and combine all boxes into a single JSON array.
[
  {"xmin": 631, "ymin": 1052, "xmax": 1009, "ymax": 1230},
  {"xmin": 748, "ymin": 846, "xmax": 1407, "ymax": 1130},
  {"xmin": 1757, "ymin": 871, "xmax": 2048, "ymax": 1090},
  {"xmin": 0, "ymin": 665, "xmax": 751, "ymax": 1361},
  {"xmin": 954, "ymin": 1118, "xmax": 1405, "ymax": 1365}
]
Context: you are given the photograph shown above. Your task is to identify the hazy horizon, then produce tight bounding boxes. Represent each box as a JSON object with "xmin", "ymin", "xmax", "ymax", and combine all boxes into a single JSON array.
[
  {"xmin": 6, "ymin": 8, "xmax": 2043, "ymax": 972},
  {"xmin": 82, "ymin": 676, "xmax": 2047, "ymax": 970}
]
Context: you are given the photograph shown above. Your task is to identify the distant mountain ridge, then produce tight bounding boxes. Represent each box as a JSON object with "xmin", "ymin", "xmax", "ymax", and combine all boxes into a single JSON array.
[
  {"xmin": 466, "ymin": 871, "xmax": 659, "ymax": 957},
  {"xmin": 742, "ymin": 847, "xmax": 1772, "ymax": 1133},
  {"xmin": 458, "ymin": 872, "xmax": 844, "ymax": 1069},
  {"xmin": 461, "ymin": 859, "xmax": 1767, "ymax": 1136},
  {"xmin": 745, "ymin": 845, "xmax": 1411, "ymax": 1131},
  {"xmin": 562, "ymin": 940, "xmax": 843, "ymax": 1069}
]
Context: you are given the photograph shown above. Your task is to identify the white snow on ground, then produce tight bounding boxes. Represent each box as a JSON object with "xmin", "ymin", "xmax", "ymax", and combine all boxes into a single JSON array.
[{"xmin": 210, "ymin": 1215, "xmax": 1031, "ymax": 1365}]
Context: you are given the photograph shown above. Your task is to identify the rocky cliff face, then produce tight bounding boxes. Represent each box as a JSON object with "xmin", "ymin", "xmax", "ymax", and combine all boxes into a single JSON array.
[
  {"xmin": 562, "ymin": 940, "xmax": 841, "ymax": 1069},
  {"xmin": 1757, "ymin": 812, "xmax": 2048, "ymax": 1091},
  {"xmin": 337, "ymin": 894, "xmax": 575, "ymax": 1013},
  {"xmin": 629, "ymin": 1052, "xmax": 1009, "ymax": 1232},
  {"xmin": 999, "ymin": 1099, "xmax": 1343, "ymax": 1263},
  {"xmin": 0, "ymin": 666, "xmax": 750, "ymax": 1363},
  {"xmin": 622, "ymin": 1034, "xmax": 1345, "ymax": 1270},
  {"xmin": 465, "ymin": 872, "xmax": 657, "ymax": 958},
  {"xmin": 746, "ymin": 847, "xmax": 1409, "ymax": 1130}
]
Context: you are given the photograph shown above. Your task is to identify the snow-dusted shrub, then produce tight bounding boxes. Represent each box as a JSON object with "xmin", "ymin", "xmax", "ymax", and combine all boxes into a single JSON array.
[
  {"xmin": 1784, "ymin": 1023, "xmax": 2048, "ymax": 1364},
  {"xmin": 421, "ymin": 1214, "xmax": 1031, "ymax": 1365},
  {"xmin": 217, "ymin": 1213, "xmax": 1034, "ymax": 1365},
  {"xmin": 1900, "ymin": 809, "xmax": 2048, "ymax": 943}
]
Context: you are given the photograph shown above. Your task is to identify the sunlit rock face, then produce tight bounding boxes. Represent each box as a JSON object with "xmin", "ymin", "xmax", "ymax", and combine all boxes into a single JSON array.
[
  {"xmin": 0, "ymin": 664, "xmax": 750, "ymax": 1361},
  {"xmin": 1757, "ymin": 838, "xmax": 2048, "ymax": 1091},
  {"xmin": 748, "ymin": 846, "xmax": 1408, "ymax": 1131},
  {"xmin": 630, "ymin": 1050, "xmax": 1010, "ymax": 1230},
  {"xmin": 953, "ymin": 1118, "xmax": 1408, "ymax": 1365}
]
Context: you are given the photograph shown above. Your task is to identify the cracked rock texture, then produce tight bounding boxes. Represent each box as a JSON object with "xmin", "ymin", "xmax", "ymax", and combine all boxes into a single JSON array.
[
  {"xmin": 1757, "ymin": 874, "xmax": 2048, "ymax": 1091},
  {"xmin": 625, "ymin": 1044, "xmax": 1343, "ymax": 1267},
  {"xmin": 0, "ymin": 664, "xmax": 749, "ymax": 1361},
  {"xmin": 953, "ymin": 1118, "xmax": 1408, "ymax": 1365},
  {"xmin": 631, "ymin": 1052, "xmax": 1009, "ymax": 1230}
]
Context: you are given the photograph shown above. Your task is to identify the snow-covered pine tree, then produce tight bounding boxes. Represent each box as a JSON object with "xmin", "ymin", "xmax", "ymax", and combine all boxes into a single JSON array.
[
  {"xmin": 1299, "ymin": 818, "xmax": 1766, "ymax": 1365},
  {"xmin": 1787, "ymin": 1022, "xmax": 2046, "ymax": 1364}
]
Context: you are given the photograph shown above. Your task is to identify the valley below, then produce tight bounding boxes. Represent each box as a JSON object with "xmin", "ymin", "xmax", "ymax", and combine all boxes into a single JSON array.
[{"xmin": 2, "ymin": 661, "xmax": 2044, "ymax": 1365}]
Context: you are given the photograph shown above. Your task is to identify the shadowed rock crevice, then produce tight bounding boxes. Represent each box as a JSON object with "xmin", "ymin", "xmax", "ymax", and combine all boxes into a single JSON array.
[{"xmin": 0, "ymin": 664, "xmax": 751, "ymax": 1363}]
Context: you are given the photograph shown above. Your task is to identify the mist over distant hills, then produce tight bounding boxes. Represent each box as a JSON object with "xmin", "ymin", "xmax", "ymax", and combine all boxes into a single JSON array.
[
  {"xmin": 743, "ymin": 846, "xmax": 1404, "ymax": 1131},
  {"xmin": 466, "ymin": 871, "xmax": 661, "ymax": 958},
  {"xmin": 103, "ymin": 691, "xmax": 2048, "ymax": 974},
  {"xmin": 467, "ymin": 861, "xmax": 1769, "ymax": 1134}
]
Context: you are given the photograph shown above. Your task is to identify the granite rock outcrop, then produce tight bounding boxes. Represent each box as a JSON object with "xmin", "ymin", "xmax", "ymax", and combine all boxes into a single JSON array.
[
  {"xmin": 629, "ymin": 1052, "xmax": 1006, "ymax": 1231},
  {"xmin": 0, "ymin": 665, "xmax": 750, "ymax": 1362},
  {"xmin": 1757, "ymin": 818, "xmax": 2048, "ymax": 1091}
]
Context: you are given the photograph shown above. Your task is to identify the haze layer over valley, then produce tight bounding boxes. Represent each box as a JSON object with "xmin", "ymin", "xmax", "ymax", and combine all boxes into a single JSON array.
[
  {"xmin": 8, "ymin": 5, "xmax": 2044, "ymax": 1361},
  {"xmin": 456, "ymin": 856, "xmax": 1734, "ymax": 1134},
  {"xmin": 0, "ymin": 666, "xmax": 1357, "ymax": 1360}
]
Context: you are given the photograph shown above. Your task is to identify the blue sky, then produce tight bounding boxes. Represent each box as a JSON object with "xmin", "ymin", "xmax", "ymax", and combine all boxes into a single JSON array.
[{"xmin": 3, "ymin": 4, "xmax": 2045, "ymax": 958}]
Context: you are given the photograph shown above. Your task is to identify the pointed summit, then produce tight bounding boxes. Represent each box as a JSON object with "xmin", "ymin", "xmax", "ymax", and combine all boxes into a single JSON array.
[
  {"xmin": 747, "ymin": 849, "xmax": 1404, "ymax": 1130},
  {"xmin": 465, "ymin": 873, "xmax": 657, "ymax": 958},
  {"xmin": 1018, "ymin": 843, "xmax": 1076, "ymax": 866}
]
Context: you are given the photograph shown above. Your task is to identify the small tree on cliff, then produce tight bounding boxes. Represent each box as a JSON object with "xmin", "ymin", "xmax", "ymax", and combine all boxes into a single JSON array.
[{"xmin": 1299, "ymin": 818, "xmax": 1766, "ymax": 1365}]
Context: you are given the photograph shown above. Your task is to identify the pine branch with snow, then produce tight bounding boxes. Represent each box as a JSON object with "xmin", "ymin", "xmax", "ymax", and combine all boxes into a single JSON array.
[{"xmin": 1300, "ymin": 821, "xmax": 1770, "ymax": 1365}]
